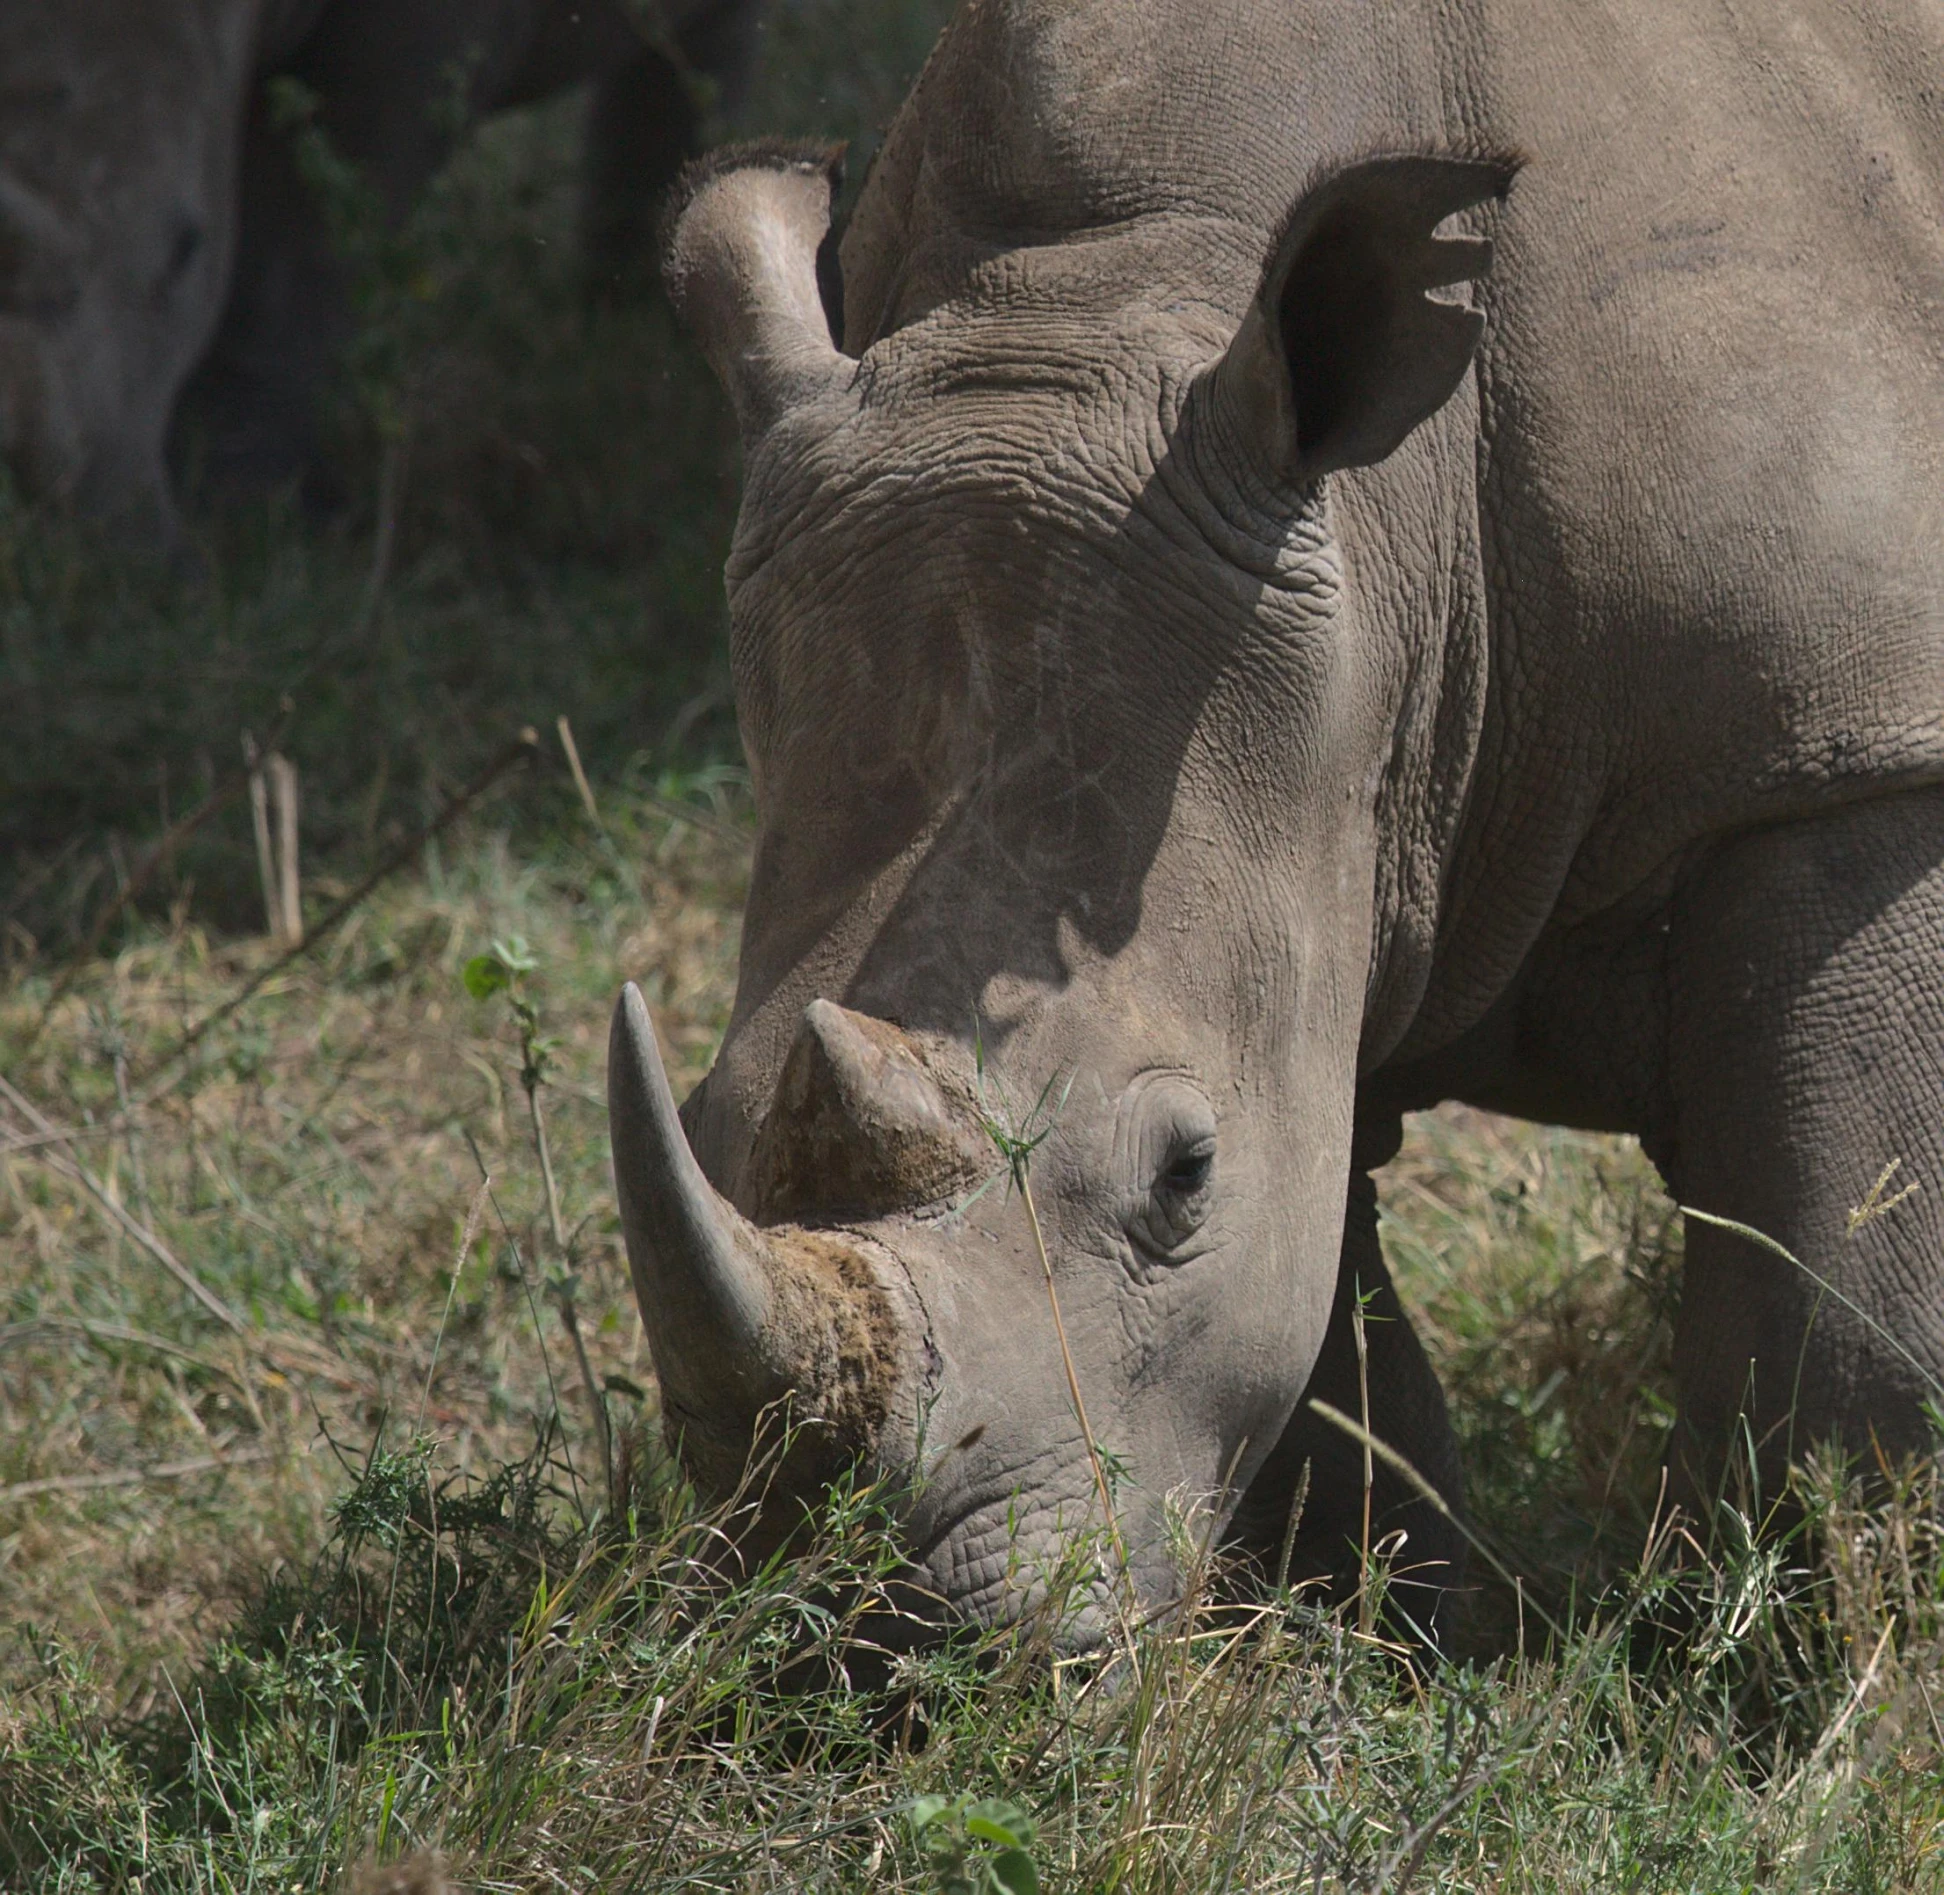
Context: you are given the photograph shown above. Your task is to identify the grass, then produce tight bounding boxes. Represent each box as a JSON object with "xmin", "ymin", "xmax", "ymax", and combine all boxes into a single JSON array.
[
  {"xmin": 4, "ymin": 796, "xmax": 1942, "ymax": 1891},
  {"xmin": 3, "ymin": 1, "xmax": 1943, "ymax": 1884}
]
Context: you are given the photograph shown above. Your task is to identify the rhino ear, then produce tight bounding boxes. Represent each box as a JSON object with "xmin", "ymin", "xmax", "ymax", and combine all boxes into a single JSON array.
[
  {"xmin": 662, "ymin": 140, "xmax": 851, "ymax": 438},
  {"xmin": 1215, "ymin": 153, "xmax": 1519, "ymax": 483}
]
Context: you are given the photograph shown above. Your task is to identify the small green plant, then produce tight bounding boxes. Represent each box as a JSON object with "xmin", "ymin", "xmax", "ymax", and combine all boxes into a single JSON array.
[
  {"xmin": 907, "ymin": 1793, "xmax": 1040, "ymax": 1895},
  {"xmin": 331, "ymin": 1436, "xmax": 436, "ymax": 1551},
  {"xmin": 462, "ymin": 930, "xmax": 566, "ymax": 1249},
  {"xmin": 463, "ymin": 934, "xmax": 610, "ymax": 1498},
  {"xmin": 461, "ymin": 935, "xmax": 551, "ymax": 1096}
]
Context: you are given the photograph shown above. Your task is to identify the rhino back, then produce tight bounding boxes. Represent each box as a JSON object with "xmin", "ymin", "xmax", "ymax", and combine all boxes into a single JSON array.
[{"xmin": 1419, "ymin": 0, "xmax": 1944, "ymax": 1065}]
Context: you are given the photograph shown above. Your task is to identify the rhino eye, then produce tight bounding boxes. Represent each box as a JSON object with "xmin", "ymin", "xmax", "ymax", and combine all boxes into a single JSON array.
[
  {"xmin": 1161, "ymin": 1145, "xmax": 1214, "ymax": 1198},
  {"xmin": 1119, "ymin": 1074, "xmax": 1217, "ymax": 1255},
  {"xmin": 1145, "ymin": 1133, "xmax": 1216, "ymax": 1251}
]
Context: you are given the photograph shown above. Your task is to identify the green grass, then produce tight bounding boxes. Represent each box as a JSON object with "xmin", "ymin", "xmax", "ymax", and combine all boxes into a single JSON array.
[{"xmin": 3, "ymin": 3, "xmax": 1944, "ymax": 1885}]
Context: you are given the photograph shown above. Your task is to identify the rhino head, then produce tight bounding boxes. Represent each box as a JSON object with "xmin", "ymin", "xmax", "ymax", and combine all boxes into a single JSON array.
[
  {"xmin": 0, "ymin": 1, "xmax": 281, "ymax": 539},
  {"xmin": 613, "ymin": 135, "xmax": 1509, "ymax": 1638}
]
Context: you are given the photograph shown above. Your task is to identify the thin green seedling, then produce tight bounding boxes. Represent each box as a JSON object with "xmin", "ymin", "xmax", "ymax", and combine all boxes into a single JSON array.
[
  {"xmin": 967, "ymin": 1025, "xmax": 1134, "ymax": 1642},
  {"xmin": 462, "ymin": 936, "xmax": 562, "ymax": 1248},
  {"xmin": 464, "ymin": 937, "xmax": 612, "ymax": 1502}
]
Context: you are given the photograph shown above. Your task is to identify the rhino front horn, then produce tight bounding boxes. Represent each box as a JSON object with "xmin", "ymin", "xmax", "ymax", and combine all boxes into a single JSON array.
[
  {"xmin": 662, "ymin": 142, "xmax": 850, "ymax": 438},
  {"xmin": 608, "ymin": 982, "xmax": 794, "ymax": 1436}
]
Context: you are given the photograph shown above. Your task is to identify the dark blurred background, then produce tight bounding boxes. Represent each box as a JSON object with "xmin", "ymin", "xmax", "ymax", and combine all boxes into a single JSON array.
[{"xmin": 0, "ymin": 0, "xmax": 953, "ymax": 950}]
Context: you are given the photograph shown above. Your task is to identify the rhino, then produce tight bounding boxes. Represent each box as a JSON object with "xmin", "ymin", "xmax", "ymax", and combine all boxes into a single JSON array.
[
  {"xmin": 0, "ymin": 0, "xmax": 759, "ymax": 538},
  {"xmin": 0, "ymin": 1, "xmax": 308, "ymax": 537},
  {"xmin": 611, "ymin": 0, "xmax": 1944, "ymax": 1639}
]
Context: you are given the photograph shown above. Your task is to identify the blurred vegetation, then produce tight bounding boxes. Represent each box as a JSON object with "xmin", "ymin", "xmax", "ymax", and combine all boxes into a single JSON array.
[{"xmin": 0, "ymin": 0, "xmax": 956, "ymax": 947}]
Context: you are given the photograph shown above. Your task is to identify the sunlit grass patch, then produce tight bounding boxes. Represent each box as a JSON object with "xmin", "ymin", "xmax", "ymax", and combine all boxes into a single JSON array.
[
  {"xmin": 1381, "ymin": 1108, "xmax": 1683, "ymax": 1647},
  {"xmin": 5, "ymin": 1409, "xmax": 1943, "ymax": 1889},
  {"xmin": 0, "ymin": 780, "xmax": 748, "ymax": 1693}
]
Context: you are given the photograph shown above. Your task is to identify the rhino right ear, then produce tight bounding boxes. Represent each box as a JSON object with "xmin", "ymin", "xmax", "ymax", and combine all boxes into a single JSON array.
[
  {"xmin": 1213, "ymin": 153, "xmax": 1519, "ymax": 483},
  {"xmin": 662, "ymin": 140, "xmax": 852, "ymax": 439}
]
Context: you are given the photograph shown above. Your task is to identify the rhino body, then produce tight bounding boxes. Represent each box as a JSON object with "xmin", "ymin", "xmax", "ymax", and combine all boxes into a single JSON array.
[
  {"xmin": 0, "ymin": 0, "xmax": 758, "ymax": 536},
  {"xmin": 617, "ymin": 0, "xmax": 1944, "ymax": 1637}
]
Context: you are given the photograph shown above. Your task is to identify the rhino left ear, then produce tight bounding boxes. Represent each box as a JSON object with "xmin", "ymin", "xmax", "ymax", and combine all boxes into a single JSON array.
[{"xmin": 1215, "ymin": 153, "xmax": 1519, "ymax": 483}]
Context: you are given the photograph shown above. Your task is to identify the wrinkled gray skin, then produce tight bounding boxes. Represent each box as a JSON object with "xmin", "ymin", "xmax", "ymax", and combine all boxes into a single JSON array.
[
  {"xmin": 0, "ymin": 0, "xmax": 757, "ymax": 538},
  {"xmin": 613, "ymin": 0, "xmax": 1944, "ymax": 1645}
]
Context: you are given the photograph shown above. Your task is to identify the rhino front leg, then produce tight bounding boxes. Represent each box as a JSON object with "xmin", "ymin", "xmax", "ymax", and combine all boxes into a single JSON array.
[
  {"xmin": 1226, "ymin": 1152, "xmax": 1466, "ymax": 1647},
  {"xmin": 1663, "ymin": 785, "xmax": 1944, "ymax": 1515}
]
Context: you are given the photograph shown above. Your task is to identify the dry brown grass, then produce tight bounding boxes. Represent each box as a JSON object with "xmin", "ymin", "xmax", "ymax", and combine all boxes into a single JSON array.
[{"xmin": 0, "ymin": 789, "xmax": 746, "ymax": 1694}]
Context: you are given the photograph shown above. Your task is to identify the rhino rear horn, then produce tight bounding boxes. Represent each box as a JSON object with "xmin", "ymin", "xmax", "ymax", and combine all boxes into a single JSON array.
[
  {"xmin": 662, "ymin": 141, "xmax": 851, "ymax": 438},
  {"xmin": 748, "ymin": 1000, "xmax": 987, "ymax": 1222}
]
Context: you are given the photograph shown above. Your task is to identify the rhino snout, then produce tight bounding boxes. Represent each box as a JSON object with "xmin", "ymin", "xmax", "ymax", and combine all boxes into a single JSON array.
[{"xmin": 609, "ymin": 986, "xmax": 924, "ymax": 1501}]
